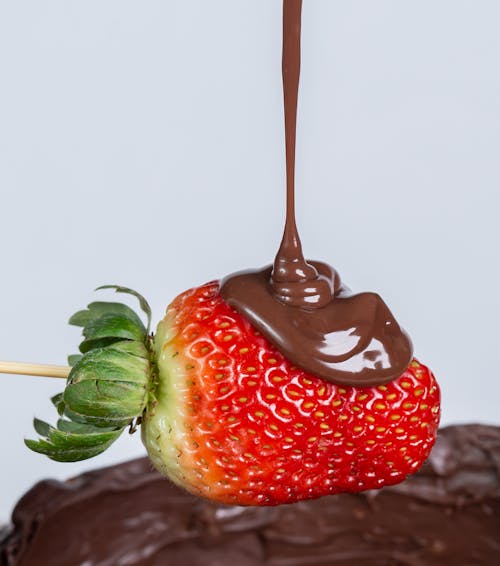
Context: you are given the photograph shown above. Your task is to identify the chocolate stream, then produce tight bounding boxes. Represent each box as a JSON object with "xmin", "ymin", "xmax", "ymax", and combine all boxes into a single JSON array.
[
  {"xmin": 220, "ymin": 0, "xmax": 413, "ymax": 386},
  {"xmin": 272, "ymin": 0, "xmax": 333, "ymax": 309}
]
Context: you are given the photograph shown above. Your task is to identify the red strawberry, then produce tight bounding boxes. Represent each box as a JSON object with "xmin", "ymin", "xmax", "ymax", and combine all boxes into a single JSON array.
[
  {"xmin": 143, "ymin": 281, "xmax": 440, "ymax": 506},
  {"xmin": 28, "ymin": 282, "xmax": 440, "ymax": 506}
]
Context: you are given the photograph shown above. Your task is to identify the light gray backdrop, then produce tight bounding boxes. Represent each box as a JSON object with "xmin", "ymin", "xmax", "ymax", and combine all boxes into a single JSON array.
[{"xmin": 1, "ymin": 0, "xmax": 499, "ymax": 519}]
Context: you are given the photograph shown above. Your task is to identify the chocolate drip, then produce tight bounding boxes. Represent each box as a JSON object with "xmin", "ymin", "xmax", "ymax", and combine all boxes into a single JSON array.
[
  {"xmin": 2, "ymin": 425, "xmax": 500, "ymax": 566},
  {"xmin": 220, "ymin": 0, "xmax": 413, "ymax": 386},
  {"xmin": 271, "ymin": 0, "xmax": 333, "ymax": 309}
]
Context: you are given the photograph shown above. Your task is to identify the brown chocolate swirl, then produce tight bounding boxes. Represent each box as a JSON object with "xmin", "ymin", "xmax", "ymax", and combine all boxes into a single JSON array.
[{"xmin": 220, "ymin": 0, "xmax": 413, "ymax": 387}]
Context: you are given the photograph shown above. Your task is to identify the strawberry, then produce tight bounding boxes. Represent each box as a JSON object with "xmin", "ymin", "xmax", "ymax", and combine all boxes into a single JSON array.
[{"xmin": 27, "ymin": 283, "xmax": 440, "ymax": 506}]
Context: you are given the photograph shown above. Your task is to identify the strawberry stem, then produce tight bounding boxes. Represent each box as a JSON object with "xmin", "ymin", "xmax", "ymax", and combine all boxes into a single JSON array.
[{"xmin": 26, "ymin": 285, "xmax": 155, "ymax": 462}]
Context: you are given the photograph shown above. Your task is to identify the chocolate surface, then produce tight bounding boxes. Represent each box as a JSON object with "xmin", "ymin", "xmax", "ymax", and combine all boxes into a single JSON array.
[
  {"xmin": 221, "ymin": 265, "xmax": 413, "ymax": 387},
  {"xmin": 220, "ymin": 0, "xmax": 413, "ymax": 386},
  {"xmin": 2, "ymin": 424, "xmax": 500, "ymax": 565}
]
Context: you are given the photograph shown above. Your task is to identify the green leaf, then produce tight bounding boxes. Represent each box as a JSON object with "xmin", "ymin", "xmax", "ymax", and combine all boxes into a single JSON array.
[
  {"xmin": 69, "ymin": 309, "xmax": 92, "ymax": 327},
  {"xmin": 61, "ymin": 406, "xmax": 92, "ymax": 425},
  {"xmin": 51, "ymin": 393, "xmax": 66, "ymax": 416},
  {"xmin": 78, "ymin": 339, "xmax": 149, "ymax": 360},
  {"xmin": 56, "ymin": 419, "xmax": 116, "ymax": 434},
  {"xmin": 68, "ymin": 354, "xmax": 83, "ymax": 367},
  {"xmin": 79, "ymin": 337, "xmax": 124, "ymax": 354},
  {"xmin": 69, "ymin": 301, "xmax": 145, "ymax": 331},
  {"xmin": 96, "ymin": 285, "xmax": 152, "ymax": 334},
  {"xmin": 106, "ymin": 340, "xmax": 150, "ymax": 359},
  {"xmin": 49, "ymin": 426, "xmax": 123, "ymax": 449},
  {"xmin": 80, "ymin": 312, "xmax": 146, "ymax": 349},
  {"xmin": 69, "ymin": 298, "xmax": 148, "ymax": 355},
  {"xmin": 25, "ymin": 438, "xmax": 117, "ymax": 463},
  {"xmin": 63, "ymin": 380, "xmax": 146, "ymax": 428},
  {"xmin": 26, "ymin": 418, "xmax": 125, "ymax": 462},
  {"xmin": 63, "ymin": 345, "xmax": 150, "ymax": 427},
  {"xmin": 69, "ymin": 345, "xmax": 150, "ymax": 386},
  {"xmin": 33, "ymin": 418, "xmax": 51, "ymax": 438}
]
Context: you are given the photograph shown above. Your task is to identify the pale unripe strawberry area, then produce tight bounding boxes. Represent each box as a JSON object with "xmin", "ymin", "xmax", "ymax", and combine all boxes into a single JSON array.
[
  {"xmin": 143, "ymin": 282, "xmax": 440, "ymax": 506},
  {"xmin": 142, "ymin": 316, "xmax": 193, "ymax": 490}
]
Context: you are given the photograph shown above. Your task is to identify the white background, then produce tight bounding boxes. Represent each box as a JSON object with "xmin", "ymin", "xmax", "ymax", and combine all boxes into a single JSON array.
[{"xmin": 1, "ymin": 0, "xmax": 499, "ymax": 520}]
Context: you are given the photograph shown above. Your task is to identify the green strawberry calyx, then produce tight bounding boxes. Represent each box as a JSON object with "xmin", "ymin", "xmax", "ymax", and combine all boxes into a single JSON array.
[{"xmin": 25, "ymin": 286, "xmax": 156, "ymax": 462}]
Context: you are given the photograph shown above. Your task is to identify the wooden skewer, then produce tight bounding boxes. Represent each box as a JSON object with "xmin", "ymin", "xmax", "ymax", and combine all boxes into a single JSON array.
[{"xmin": 0, "ymin": 361, "xmax": 70, "ymax": 379}]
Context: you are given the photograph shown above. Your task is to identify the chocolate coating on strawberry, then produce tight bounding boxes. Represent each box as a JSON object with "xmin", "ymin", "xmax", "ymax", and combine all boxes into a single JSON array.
[
  {"xmin": 220, "ymin": 0, "xmax": 413, "ymax": 387},
  {"xmin": 220, "ymin": 266, "xmax": 413, "ymax": 387}
]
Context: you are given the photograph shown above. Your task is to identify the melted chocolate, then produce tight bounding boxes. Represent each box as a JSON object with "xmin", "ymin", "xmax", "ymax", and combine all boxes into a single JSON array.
[
  {"xmin": 220, "ymin": 0, "xmax": 413, "ymax": 386},
  {"xmin": 271, "ymin": 0, "xmax": 333, "ymax": 310},
  {"xmin": 2, "ymin": 425, "xmax": 500, "ymax": 566},
  {"xmin": 221, "ymin": 266, "xmax": 413, "ymax": 386}
]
